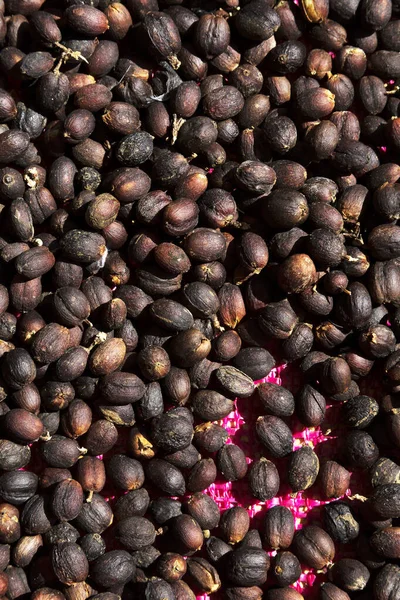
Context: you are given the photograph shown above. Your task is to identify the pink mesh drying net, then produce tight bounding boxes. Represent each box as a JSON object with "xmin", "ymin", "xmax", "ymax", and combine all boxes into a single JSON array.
[{"xmin": 198, "ymin": 363, "xmax": 364, "ymax": 600}]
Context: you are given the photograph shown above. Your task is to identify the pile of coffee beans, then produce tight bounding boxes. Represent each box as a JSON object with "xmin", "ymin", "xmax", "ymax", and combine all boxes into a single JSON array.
[{"xmin": 0, "ymin": 0, "xmax": 399, "ymax": 598}]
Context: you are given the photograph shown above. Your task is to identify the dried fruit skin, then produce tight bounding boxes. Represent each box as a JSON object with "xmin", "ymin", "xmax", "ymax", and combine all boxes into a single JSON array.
[
  {"xmin": 51, "ymin": 542, "xmax": 89, "ymax": 585},
  {"xmin": 288, "ymin": 446, "xmax": 320, "ymax": 492},
  {"xmin": 144, "ymin": 11, "xmax": 182, "ymax": 65},
  {"xmin": 301, "ymin": 0, "xmax": 329, "ymax": 22},
  {"xmin": 194, "ymin": 14, "xmax": 230, "ymax": 59},
  {"xmin": 220, "ymin": 507, "xmax": 250, "ymax": 545},
  {"xmin": 60, "ymin": 230, "xmax": 107, "ymax": 264},
  {"xmin": 374, "ymin": 563, "xmax": 400, "ymax": 600},
  {"xmin": 328, "ymin": 558, "xmax": 370, "ymax": 592},
  {"xmin": 324, "ymin": 502, "xmax": 359, "ymax": 544},
  {"xmin": 217, "ymin": 444, "xmax": 248, "ymax": 481},
  {"xmin": 249, "ymin": 458, "xmax": 280, "ymax": 501},
  {"xmin": 264, "ymin": 506, "xmax": 295, "ymax": 550},
  {"xmin": 52, "ymin": 479, "xmax": 84, "ymax": 522},
  {"xmin": 292, "ymin": 525, "xmax": 335, "ymax": 569},
  {"xmin": 223, "ymin": 548, "xmax": 270, "ymax": 587},
  {"xmin": 145, "ymin": 459, "xmax": 186, "ymax": 496},
  {"xmin": 187, "ymin": 557, "xmax": 221, "ymax": 593},
  {"xmin": 319, "ymin": 461, "xmax": 351, "ymax": 499},
  {"xmin": 90, "ymin": 550, "xmax": 134, "ymax": 588},
  {"xmin": 256, "ymin": 416, "xmax": 293, "ymax": 458},
  {"xmin": 116, "ymin": 516, "xmax": 156, "ymax": 551}
]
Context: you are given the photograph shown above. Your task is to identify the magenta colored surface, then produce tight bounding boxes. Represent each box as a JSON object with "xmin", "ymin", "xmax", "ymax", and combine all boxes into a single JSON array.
[{"xmin": 198, "ymin": 364, "xmax": 357, "ymax": 600}]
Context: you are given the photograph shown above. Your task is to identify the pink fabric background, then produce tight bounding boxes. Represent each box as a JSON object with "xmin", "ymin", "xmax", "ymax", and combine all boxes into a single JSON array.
[{"xmin": 200, "ymin": 363, "xmax": 358, "ymax": 599}]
